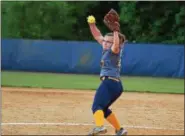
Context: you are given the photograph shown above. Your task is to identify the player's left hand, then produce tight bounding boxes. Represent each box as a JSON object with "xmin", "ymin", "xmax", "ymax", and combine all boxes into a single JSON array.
[{"xmin": 103, "ymin": 9, "xmax": 120, "ymax": 32}]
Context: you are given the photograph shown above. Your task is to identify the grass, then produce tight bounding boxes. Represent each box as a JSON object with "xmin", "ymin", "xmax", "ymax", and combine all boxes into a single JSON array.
[{"xmin": 1, "ymin": 71, "xmax": 184, "ymax": 94}]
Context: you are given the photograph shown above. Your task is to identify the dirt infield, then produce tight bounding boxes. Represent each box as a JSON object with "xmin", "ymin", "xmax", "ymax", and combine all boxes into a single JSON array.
[{"xmin": 2, "ymin": 87, "xmax": 184, "ymax": 135}]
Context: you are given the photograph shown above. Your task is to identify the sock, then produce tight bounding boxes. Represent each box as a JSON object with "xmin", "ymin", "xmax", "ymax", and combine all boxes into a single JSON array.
[
  {"xmin": 106, "ymin": 112, "xmax": 121, "ymax": 131},
  {"xmin": 93, "ymin": 110, "xmax": 104, "ymax": 127}
]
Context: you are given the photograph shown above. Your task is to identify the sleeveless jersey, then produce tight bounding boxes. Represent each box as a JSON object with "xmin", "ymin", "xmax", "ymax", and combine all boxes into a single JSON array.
[{"xmin": 100, "ymin": 46, "xmax": 123, "ymax": 78}]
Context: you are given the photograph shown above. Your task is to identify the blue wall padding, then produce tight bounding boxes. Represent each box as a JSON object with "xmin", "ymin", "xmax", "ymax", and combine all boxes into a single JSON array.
[{"xmin": 1, "ymin": 39, "xmax": 184, "ymax": 78}]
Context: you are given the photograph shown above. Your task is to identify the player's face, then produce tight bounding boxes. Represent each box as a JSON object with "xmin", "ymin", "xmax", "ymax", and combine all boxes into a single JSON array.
[{"xmin": 102, "ymin": 36, "xmax": 113, "ymax": 50}]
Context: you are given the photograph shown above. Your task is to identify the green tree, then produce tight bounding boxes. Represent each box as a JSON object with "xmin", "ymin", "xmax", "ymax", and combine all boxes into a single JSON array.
[
  {"xmin": 2, "ymin": 1, "xmax": 24, "ymax": 38},
  {"xmin": 1, "ymin": 1, "xmax": 184, "ymax": 44},
  {"xmin": 119, "ymin": 1, "xmax": 185, "ymax": 44},
  {"xmin": 2, "ymin": 1, "xmax": 77, "ymax": 40}
]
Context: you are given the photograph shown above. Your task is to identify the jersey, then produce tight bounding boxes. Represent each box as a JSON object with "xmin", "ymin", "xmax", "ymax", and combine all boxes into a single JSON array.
[{"xmin": 100, "ymin": 46, "xmax": 123, "ymax": 78}]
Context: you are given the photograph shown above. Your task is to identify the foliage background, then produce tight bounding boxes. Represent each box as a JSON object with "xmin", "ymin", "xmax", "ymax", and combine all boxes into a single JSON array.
[{"xmin": 2, "ymin": 1, "xmax": 185, "ymax": 44}]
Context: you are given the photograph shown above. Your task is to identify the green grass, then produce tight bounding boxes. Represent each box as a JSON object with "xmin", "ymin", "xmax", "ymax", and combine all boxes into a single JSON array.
[{"xmin": 1, "ymin": 71, "xmax": 184, "ymax": 94}]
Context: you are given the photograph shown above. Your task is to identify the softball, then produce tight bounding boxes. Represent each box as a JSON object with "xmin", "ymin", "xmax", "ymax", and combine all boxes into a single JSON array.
[{"xmin": 87, "ymin": 15, "xmax": 95, "ymax": 24}]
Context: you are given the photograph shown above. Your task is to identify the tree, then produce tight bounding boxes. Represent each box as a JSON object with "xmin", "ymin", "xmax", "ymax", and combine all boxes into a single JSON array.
[
  {"xmin": 2, "ymin": 1, "xmax": 77, "ymax": 40},
  {"xmin": 119, "ymin": 1, "xmax": 185, "ymax": 44},
  {"xmin": 2, "ymin": 1, "xmax": 184, "ymax": 44}
]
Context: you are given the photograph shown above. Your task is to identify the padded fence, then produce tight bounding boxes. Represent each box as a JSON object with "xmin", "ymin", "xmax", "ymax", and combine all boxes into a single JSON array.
[{"xmin": 1, "ymin": 39, "xmax": 184, "ymax": 78}]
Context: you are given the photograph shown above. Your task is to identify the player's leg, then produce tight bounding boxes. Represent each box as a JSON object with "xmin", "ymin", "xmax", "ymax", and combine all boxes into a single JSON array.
[
  {"xmin": 89, "ymin": 80, "xmax": 111, "ymax": 135},
  {"xmin": 104, "ymin": 99, "xmax": 122, "ymax": 132},
  {"xmin": 91, "ymin": 81, "xmax": 109, "ymax": 127},
  {"xmin": 104, "ymin": 107, "xmax": 127, "ymax": 135},
  {"xmin": 103, "ymin": 79, "xmax": 127, "ymax": 135}
]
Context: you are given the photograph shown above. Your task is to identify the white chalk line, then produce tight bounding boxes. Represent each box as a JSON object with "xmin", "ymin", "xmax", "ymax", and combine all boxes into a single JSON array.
[{"xmin": 1, "ymin": 122, "xmax": 184, "ymax": 131}]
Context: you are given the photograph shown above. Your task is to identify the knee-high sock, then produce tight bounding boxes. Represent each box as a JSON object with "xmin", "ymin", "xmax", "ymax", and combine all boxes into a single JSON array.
[
  {"xmin": 93, "ymin": 110, "xmax": 104, "ymax": 127},
  {"xmin": 106, "ymin": 112, "xmax": 121, "ymax": 131}
]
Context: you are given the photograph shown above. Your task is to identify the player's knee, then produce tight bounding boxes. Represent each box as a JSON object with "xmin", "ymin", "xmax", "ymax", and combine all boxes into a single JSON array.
[
  {"xmin": 91, "ymin": 104, "xmax": 103, "ymax": 114},
  {"xmin": 104, "ymin": 108, "xmax": 112, "ymax": 118}
]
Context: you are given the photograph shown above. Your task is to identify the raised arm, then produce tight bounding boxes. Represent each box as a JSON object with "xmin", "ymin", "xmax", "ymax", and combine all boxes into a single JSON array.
[
  {"xmin": 111, "ymin": 31, "xmax": 120, "ymax": 54},
  {"xmin": 87, "ymin": 16, "xmax": 104, "ymax": 45},
  {"xmin": 103, "ymin": 9, "xmax": 125, "ymax": 54}
]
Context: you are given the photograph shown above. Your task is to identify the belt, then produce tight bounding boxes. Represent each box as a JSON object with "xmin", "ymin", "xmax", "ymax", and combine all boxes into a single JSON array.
[{"xmin": 100, "ymin": 76, "xmax": 120, "ymax": 82}]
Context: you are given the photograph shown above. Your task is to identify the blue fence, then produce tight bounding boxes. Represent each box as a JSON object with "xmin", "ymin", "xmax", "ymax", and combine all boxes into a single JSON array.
[{"xmin": 1, "ymin": 39, "xmax": 184, "ymax": 78}]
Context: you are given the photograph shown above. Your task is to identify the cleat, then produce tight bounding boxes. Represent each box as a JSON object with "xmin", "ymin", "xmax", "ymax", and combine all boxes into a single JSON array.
[
  {"xmin": 115, "ymin": 127, "xmax": 127, "ymax": 135},
  {"xmin": 88, "ymin": 126, "xmax": 107, "ymax": 135}
]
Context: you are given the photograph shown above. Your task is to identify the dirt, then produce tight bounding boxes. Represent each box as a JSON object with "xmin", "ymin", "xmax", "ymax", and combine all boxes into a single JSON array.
[{"xmin": 2, "ymin": 87, "xmax": 184, "ymax": 135}]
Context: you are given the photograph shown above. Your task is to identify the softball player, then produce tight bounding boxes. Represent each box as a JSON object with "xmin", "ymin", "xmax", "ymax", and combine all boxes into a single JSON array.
[{"xmin": 87, "ymin": 12, "xmax": 127, "ymax": 136}]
